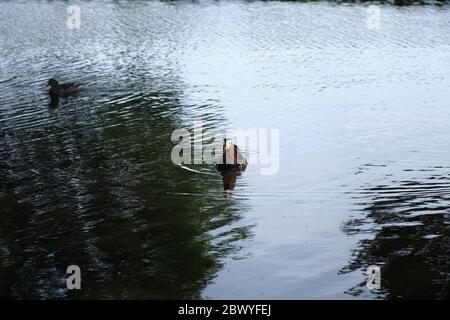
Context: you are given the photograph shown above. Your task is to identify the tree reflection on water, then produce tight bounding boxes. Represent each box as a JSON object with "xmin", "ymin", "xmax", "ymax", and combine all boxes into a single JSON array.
[
  {"xmin": 0, "ymin": 88, "xmax": 253, "ymax": 299},
  {"xmin": 342, "ymin": 173, "xmax": 450, "ymax": 299}
]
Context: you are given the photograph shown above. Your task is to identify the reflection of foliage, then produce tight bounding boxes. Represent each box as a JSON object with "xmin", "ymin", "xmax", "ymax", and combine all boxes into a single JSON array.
[
  {"xmin": 271, "ymin": 0, "xmax": 450, "ymax": 6},
  {"xmin": 341, "ymin": 175, "xmax": 450, "ymax": 299},
  {"xmin": 0, "ymin": 88, "xmax": 252, "ymax": 299}
]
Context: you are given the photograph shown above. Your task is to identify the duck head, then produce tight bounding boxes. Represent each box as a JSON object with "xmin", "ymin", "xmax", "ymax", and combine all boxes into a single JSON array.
[
  {"xmin": 47, "ymin": 78, "xmax": 59, "ymax": 87},
  {"xmin": 224, "ymin": 138, "xmax": 233, "ymax": 150}
]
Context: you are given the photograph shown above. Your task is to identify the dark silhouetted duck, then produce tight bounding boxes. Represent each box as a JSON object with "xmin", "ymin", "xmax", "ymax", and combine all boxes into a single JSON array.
[
  {"xmin": 215, "ymin": 139, "xmax": 248, "ymax": 172},
  {"xmin": 47, "ymin": 78, "xmax": 80, "ymax": 96}
]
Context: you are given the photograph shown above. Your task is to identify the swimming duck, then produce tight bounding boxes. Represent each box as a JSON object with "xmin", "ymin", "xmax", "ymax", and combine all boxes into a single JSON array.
[
  {"xmin": 47, "ymin": 78, "xmax": 80, "ymax": 96},
  {"xmin": 215, "ymin": 139, "xmax": 248, "ymax": 172}
]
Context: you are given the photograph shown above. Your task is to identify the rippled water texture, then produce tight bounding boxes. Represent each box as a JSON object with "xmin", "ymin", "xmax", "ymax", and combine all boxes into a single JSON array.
[{"xmin": 1, "ymin": 0, "xmax": 450, "ymax": 299}]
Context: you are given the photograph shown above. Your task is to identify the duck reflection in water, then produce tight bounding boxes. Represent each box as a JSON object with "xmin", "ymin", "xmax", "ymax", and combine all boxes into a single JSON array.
[
  {"xmin": 48, "ymin": 92, "xmax": 59, "ymax": 108},
  {"xmin": 215, "ymin": 139, "xmax": 248, "ymax": 194}
]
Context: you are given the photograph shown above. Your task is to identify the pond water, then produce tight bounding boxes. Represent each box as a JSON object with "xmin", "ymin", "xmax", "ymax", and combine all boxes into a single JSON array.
[{"xmin": 1, "ymin": 0, "xmax": 449, "ymax": 299}]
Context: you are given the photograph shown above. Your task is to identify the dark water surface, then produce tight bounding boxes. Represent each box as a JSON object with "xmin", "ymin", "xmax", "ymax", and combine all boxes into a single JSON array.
[{"xmin": 1, "ymin": 0, "xmax": 449, "ymax": 299}]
